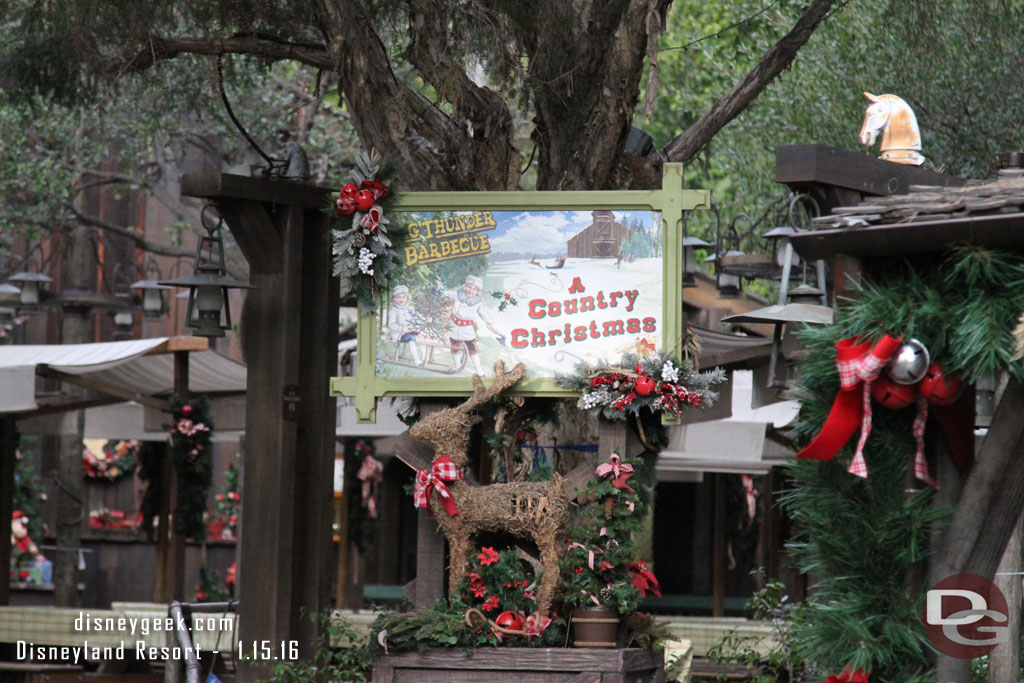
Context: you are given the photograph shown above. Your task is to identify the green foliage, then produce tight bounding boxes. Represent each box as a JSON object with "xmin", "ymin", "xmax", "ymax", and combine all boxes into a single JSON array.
[
  {"xmin": 366, "ymin": 598, "xmax": 565, "ymax": 654},
  {"xmin": 780, "ymin": 247, "xmax": 1024, "ymax": 681},
  {"xmin": 260, "ymin": 611, "xmax": 371, "ymax": 683},
  {"xmin": 558, "ymin": 452, "xmax": 653, "ymax": 615},
  {"xmin": 451, "ymin": 547, "xmax": 538, "ymax": 618},
  {"xmin": 705, "ymin": 571, "xmax": 807, "ymax": 683}
]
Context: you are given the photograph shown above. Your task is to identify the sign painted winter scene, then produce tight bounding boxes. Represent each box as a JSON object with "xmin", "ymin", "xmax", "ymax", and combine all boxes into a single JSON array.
[{"xmin": 375, "ymin": 209, "xmax": 663, "ymax": 379}]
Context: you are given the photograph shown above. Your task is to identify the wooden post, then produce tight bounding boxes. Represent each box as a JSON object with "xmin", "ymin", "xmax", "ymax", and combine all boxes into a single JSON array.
[
  {"xmin": 183, "ymin": 175, "xmax": 339, "ymax": 682},
  {"xmin": 167, "ymin": 351, "xmax": 189, "ymax": 601},
  {"xmin": 712, "ymin": 473, "xmax": 726, "ymax": 617},
  {"xmin": 0, "ymin": 418, "xmax": 16, "ymax": 605},
  {"xmin": 989, "ymin": 513, "xmax": 1023, "ymax": 682},
  {"xmin": 154, "ymin": 443, "xmax": 172, "ymax": 602}
]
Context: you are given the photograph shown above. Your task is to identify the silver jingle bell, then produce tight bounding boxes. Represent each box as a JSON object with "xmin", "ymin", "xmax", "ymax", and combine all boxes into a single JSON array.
[{"xmin": 885, "ymin": 338, "xmax": 931, "ymax": 385}]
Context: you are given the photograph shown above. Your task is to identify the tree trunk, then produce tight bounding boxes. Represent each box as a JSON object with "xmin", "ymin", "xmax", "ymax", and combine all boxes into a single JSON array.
[{"xmin": 53, "ymin": 224, "xmax": 95, "ymax": 606}]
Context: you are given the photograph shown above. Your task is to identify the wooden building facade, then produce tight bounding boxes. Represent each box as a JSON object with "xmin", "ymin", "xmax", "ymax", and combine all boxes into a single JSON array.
[{"xmin": 567, "ymin": 210, "xmax": 632, "ymax": 258}]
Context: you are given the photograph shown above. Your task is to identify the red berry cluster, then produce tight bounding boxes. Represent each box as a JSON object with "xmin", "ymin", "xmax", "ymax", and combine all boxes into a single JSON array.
[
  {"xmin": 658, "ymin": 383, "xmax": 702, "ymax": 418},
  {"xmin": 613, "ymin": 391, "xmax": 637, "ymax": 411},
  {"xmin": 590, "ymin": 372, "xmax": 626, "ymax": 388}
]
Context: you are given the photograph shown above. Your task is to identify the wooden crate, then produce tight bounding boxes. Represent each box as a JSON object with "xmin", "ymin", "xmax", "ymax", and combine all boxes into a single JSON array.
[{"xmin": 372, "ymin": 647, "xmax": 664, "ymax": 682}]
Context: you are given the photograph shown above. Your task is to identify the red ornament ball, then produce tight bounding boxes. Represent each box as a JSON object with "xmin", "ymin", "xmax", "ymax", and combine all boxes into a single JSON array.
[
  {"xmin": 341, "ymin": 183, "xmax": 359, "ymax": 198},
  {"xmin": 634, "ymin": 363, "xmax": 645, "ymax": 374},
  {"xmin": 495, "ymin": 610, "xmax": 525, "ymax": 632},
  {"xmin": 871, "ymin": 375, "xmax": 916, "ymax": 410},
  {"xmin": 919, "ymin": 362, "xmax": 964, "ymax": 406},
  {"xmin": 181, "ymin": 404, "xmax": 193, "ymax": 417},
  {"xmin": 354, "ymin": 189, "xmax": 376, "ymax": 212},
  {"xmin": 634, "ymin": 375, "xmax": 657, "ymax": 396}
]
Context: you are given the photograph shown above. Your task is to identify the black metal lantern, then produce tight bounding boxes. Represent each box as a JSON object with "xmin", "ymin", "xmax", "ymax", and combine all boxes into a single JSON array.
[
  {"xmin": 8, "ymin": 270, "xmax": 52, "ymax": 312},
  {"xmin": 129, "ymin": 260, "xmax": 173, "ymax": 319},
  {"xmin": 722, "ymin": 284, "xmax": 833, "ymax": 388},
  {"xmin": 159, "ymin": 209, "xmax": 253, "ymax": 337}
]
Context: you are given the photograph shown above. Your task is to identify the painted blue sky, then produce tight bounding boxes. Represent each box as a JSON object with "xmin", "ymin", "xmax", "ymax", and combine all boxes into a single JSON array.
[{"xmin": 484, "ymin": 210, "xmax": 659, "ymax": 255}]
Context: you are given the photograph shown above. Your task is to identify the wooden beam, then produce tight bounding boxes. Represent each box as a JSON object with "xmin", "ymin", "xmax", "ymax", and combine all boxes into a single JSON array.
[
  {"xmin": 775, "ymin": 144, "xmax": 965, "ymax": 197},
  {"xmin": 791, "ymin": 211, "xmax": 1024, "ymax": 261},
  {"xmin": 181, "ymin": 173, "xmax": 331, "ymax": 211},
  {"xmin": 17, "ymin": 396, "xmax": 122, "ymax": 419},
  {"xmin": 219, "ymin": 198, "xmax": 284, "ymax": 274},
  {"xmin": 36, "ymin": 367, "xmax": 171, "ymax": 412},
  {"xmin": 144, "ymin": 337, "xmax": 209, "ymax": 354}
]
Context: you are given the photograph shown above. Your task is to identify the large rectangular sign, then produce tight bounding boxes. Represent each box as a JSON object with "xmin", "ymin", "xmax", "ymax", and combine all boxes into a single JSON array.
[{"xmin": 331, "ymin": 163, "xmax": 709, "ymax": 422}]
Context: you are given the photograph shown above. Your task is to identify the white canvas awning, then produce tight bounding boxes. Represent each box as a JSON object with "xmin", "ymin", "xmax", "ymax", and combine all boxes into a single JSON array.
[
  {"xmin": 657, "ymin": 369, "xmax": 800, "ymax": 478},
  {"xmin": 0, "ymin": 337, "xmax": 247, "ymax": 415}
]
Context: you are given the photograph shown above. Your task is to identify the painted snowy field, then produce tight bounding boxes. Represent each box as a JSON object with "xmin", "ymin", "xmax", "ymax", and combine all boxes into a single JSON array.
[{"xmin": 376, "ymin": 256, "xmax": 664, "ymax": 379}]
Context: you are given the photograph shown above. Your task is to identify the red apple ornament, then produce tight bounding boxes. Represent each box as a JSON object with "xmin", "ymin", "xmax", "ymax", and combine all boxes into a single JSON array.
[
  {"xmin": 918, "ymin": 362, "xmax": 964, "ymax": 406},
  {"xmin": 181, "ymin": 404, "xmax": 193, "ymax": 417},
  {"xmin": 495, "ymin": 610, "xmax": 525, "ymax": 632},
  {"xmin": 341, "ymin": 183, "xmax": 359, "ymax": 198},
  {"xmin": 871, "ymin": 375, "xmax": 916, "ymax": 410}
]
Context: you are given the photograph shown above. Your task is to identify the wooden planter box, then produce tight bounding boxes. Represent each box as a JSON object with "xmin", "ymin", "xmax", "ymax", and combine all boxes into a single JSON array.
[{"xmin": 372, "ymin": 647, "xmax": 664, "ymax": 682}]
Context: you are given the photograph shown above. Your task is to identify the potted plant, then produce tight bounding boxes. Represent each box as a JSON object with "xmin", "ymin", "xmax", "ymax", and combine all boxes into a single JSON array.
[{"xmin": 559, "ymin": 451, "xmax": 661, "ymax": 647}]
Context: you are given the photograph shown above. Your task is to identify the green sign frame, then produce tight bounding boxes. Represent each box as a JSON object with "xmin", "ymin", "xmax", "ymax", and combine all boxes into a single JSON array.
[{"xmin": 331, "ymin": 163, "xmax": 709, "ymax": 422}]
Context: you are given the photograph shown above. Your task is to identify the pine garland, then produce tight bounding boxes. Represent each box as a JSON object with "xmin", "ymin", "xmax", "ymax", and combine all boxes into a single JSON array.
[
  {"xmin": 783, "ymin": 247, "xmax": 1024, "ymax": 681},
  {"xmin": 556, "ymin": 349, "xmax": 726, "ymax": 421},
  {"xmin": 167, "ymin": 396, "xmax": 214, "ymax": 541},
  {"xmin": 330, "ymin": 150, "xmax": 412, "ymax": 313}
]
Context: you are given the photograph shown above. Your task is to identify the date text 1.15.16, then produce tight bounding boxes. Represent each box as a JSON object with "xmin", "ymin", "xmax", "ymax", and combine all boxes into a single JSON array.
[{"xmin": 237, "ymin": 640, "xmax": 300, "ymax": 661}]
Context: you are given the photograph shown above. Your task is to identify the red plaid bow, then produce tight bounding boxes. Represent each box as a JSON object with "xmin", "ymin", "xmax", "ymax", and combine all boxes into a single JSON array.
[
  {"xmin": 357, "ymin": 455, "xmax": 384, "ymax": 519},
  {"xmin": 414, "ymin": 456, "xmax": 463, "ymax": 516},
  {"xmin": 796, "ymin": 335, "xmax": 903, "ymax": 477},
  {"xmin": 595, "ymin": 453, "xmax": 635, "ymax": 492}
]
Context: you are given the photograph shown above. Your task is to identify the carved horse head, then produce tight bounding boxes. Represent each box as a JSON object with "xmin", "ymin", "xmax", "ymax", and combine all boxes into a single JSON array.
[{"xmin": 858, "ymin": 92, "xmax": 924, "ymax": 166}]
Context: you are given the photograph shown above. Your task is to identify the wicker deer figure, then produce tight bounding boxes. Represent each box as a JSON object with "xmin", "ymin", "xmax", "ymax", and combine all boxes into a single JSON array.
[{"xmin": 409, "ymin": 361, "xmax": 569, "ymax": 614}]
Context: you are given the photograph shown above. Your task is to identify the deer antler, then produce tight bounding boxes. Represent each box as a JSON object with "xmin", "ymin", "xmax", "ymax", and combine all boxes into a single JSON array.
[{"xmin": 461, "ymin": 361, "xmax": 527, "ymax": 412}]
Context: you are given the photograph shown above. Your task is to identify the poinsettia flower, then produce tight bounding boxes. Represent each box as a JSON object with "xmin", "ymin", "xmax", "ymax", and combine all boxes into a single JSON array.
[
  {"xmin": 466, "ymin": 572, "xmax": 481, "ymax": 583},
  {"xmin": 478, "ymin": 547, "xmax": 499, "ymax": 565},
  {"xmin": 482, "ymin": 595, "xmax": 500, "ymax": 612},
  {"xmin": 627, "ymin": 559, "xmax": 662, "ymax": 598},
  {"xmin": 598, "ymin": 560, "xmax": 615, "ymax": 571},
  {"xmin": 472, "ymin": 585, "xmax": 487, "ymax": 598}
]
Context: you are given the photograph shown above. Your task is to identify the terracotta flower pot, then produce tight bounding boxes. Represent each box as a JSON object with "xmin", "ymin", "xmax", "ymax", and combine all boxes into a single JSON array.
[{"xmin": 571, "ymin": 606, "xmax": 619, "ymax": 648}]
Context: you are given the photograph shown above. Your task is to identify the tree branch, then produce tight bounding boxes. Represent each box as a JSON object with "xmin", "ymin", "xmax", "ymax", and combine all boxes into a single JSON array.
[
  {"xmin": 404, "ymin": 0, "xmax": 521, "ymax": 188},
  {"xmin": 658, "ymin": 0, "xmax": 837, "ymax": 164},
  {"xmin": 100, "ymin": 33, "xmax": 333, "ymax": 75},
  {"xmin": 63, "ymin": 202, "xmax": 195, "ymax": 259}
]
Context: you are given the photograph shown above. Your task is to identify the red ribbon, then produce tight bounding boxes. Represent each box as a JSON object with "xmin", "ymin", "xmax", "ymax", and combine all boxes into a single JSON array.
[
  {"xmin": 413, "ymin": 455, "xmax": 463, "ymax": 517},
  {"xmin": 821, "ymin": 666, "xmax": 869, "ymax": 683},
  {"xmin": 796, "ymin": 335, "xmax": 903, "ymax": 466}
]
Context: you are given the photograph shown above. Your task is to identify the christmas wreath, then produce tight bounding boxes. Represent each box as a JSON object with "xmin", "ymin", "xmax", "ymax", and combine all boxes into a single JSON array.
[
  {"xmin": 167, "ymin": 397, "xmax": 214, "ymax": 541},
  {"xmin": 556, "ymin": 349, "xmax": 725, "ymax": 420},
  {"xmin": 88, "ymin": 508, "xmax": 136, "ymax": 530},
  {"xmin": 330, "ymin": 149, "xmax": 411, "ymax": 313},
  {"xmin": 82, "ymin": 439, "xmax": 137, "ymax": 481}
]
